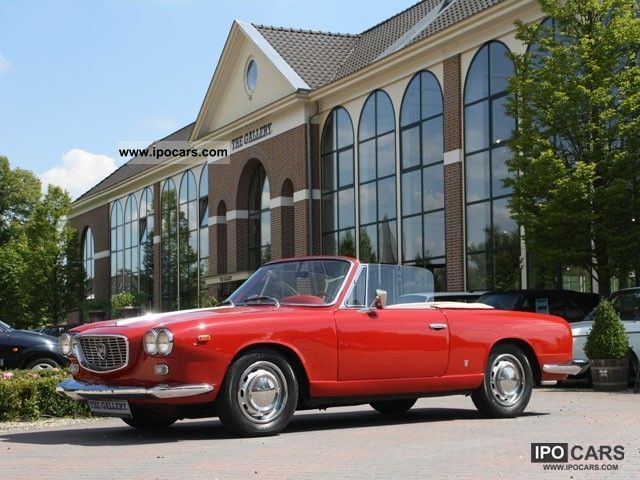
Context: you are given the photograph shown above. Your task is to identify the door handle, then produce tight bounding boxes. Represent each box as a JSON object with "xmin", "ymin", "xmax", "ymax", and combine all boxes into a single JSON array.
[{"xmin": 429, "ymin": 323, "xmax": 447, "ymax": 331}]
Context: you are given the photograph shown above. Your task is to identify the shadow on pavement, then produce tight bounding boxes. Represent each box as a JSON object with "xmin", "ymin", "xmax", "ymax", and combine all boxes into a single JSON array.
[{"xmin": 0, "ymin": 407, "xmax": 548, "ymax": 446}]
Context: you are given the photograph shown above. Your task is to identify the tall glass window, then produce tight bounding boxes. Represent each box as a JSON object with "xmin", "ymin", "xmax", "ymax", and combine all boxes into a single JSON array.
[
  {"xmin": 248, "ymin": 165, "xmax": 270, "ymax": 270},
  {"xmin": 199, "ymin": 167, "xmax": 209, "ymax": 303},
  {"xmin": 123, "ymin": 195, "xmax": 139, "ymax": 293},
  {"xmin": 358, "ymin": 90, "xmax": 397, "ymax": 264},
  {"xmin": 110, "ymin": 201, "xmax": 124, "ymax": 295},
  {"xmin": 161, "ymin": 178, "xmax": 178, "ymax": 311},
  {"xmin": 179, "ymin": 170, "xmax": 198, "ymax": 309},
  {"xmin": 464, "ymin": 41, "xmax": 520, "ymax": 290},
  {"xmin": 83, "ymin": 227, "xmax": 95, "ymax": 297},
  {"xmin": 321, "ymin": 107, "xmax": 355, "ymax": 256},
  {"xmin": 400, "ymin": 70, "xmax": 446, "ymax": 290},
  {"xmin": 139, "ymin": 187, "xmax": 154, "ymax": 309}
]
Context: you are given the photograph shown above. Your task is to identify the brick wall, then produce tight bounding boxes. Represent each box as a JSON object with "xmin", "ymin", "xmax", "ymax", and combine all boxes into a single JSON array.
[{"xmin": 443, "ymin": 54, "xmax": 465, "ymax": 291}]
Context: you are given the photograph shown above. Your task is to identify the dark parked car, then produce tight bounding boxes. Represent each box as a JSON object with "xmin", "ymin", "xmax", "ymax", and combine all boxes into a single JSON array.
[
  {"xmin": 477, "ymin": 290, "xmax": 600, "ymax": 323},
  {"xmin": 0, "ymin": 320, "xmax": 66, "ymax": 370},
  {"xmin": 32, "ymin": 324, "xmax": 73, "ymax": 337}
]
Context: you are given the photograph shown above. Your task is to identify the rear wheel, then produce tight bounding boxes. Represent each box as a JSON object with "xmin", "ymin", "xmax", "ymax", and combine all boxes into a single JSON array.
[
  {"xmin": 472, "ymin": 344, "xmax": 533, "ymax": 418},
  {"xmin": 25, "ymin": 357, "xmax": 61, "ymax": 370},
  {"xmin": 122, "ymin": 407, "xmax": 177, "ymax": 430},
  {"xmin": 217, "ymin": 350, "xmax": 298, "ymax": 436},
  {"xmin": 370, "ymin": 398, "xmax": 417, "ymax": 415}
]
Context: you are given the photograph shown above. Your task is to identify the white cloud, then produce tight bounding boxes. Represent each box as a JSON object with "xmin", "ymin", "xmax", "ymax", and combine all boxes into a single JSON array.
[
  {"xmin": 0, "ymin": 52, "xmax": 10, "ymax": 73},
  {"xmin": 40, "ymin": 149, "xmax": 118, "ymax": 199}
]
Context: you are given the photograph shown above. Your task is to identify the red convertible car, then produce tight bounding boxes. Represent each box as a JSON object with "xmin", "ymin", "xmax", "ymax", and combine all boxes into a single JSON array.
[{"xmin": 57, "ymin": 257, "xmax": 579, "ymax": 436}]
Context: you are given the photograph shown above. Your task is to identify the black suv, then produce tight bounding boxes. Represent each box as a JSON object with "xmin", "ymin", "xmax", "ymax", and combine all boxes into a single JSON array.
[
  {"xmin": 0, "ymin": 320, "xmax": 66, "ymax": 370},
  {"xmin": 477, "ymin": 290, "xmax": 600, "ymax": 323}
]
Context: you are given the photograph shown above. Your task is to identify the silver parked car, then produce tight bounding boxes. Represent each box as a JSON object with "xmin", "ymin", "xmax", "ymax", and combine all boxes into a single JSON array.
[{"xmin": 571, "ymin": 288, "xmax": 640, "ymax": 378}]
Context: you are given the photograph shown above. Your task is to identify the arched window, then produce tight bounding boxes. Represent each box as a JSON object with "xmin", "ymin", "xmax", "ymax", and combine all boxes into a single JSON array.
[
  {"xmin": 161, "ymin": 178, "xmax": 178, "ymax": 311},
  {"xmin": 321, "ymin": 107, "xmax": 355, "ymax": 256},
  {"xmin": 400, "ymin": 70, "xmax": 446, "ymax": 290},
  {"xmin": 358, "ymin": 89, "xmax": 397, "ymax": 264},
  {"xmin": 123, "ymin": 195, "xmax": 138, "ymax": 293},
  {"xmin": 139, "ymin": 187, "xmax": 154, "ymax": 309},
  {"xmin": 248, "ymin": 164, "xmax": 270, "ymax": 270},
  {"xmin": 110, "ymin": 201, "xmax": 124, "ymax": 295},
  {"xmin": 464, "ymin": 41, "xmax": 519, "ymax": 290},
  {"xmin": 199, "ymin": 166, "xmax": 209, "ymax": 304},
  {"xmin": 83, "ymin": 227, "xmax": 95, "ymax": 297},
  {"xmin": 179, "ymin": 170, "xmax": 198, "ymax": 309}
]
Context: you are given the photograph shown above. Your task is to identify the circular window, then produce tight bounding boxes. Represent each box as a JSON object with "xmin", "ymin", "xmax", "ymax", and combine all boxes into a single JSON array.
[{"xmin": 246, "ymin": 59, "xmax": 257, "ymax": 94}]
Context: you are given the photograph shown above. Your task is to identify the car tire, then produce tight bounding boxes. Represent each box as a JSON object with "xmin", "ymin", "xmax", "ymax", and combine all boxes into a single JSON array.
[
  {"xmin": 217, "ymin": 350, "xmax": 298, "ymax": 437},
  {"xmin": 122, "ymin": 407, "xmax": 177, "ymax": 430},
  {"xmin": 370, "ymin": 398, "xmax": 417, "ymax": 414},
  {"xmin": 25, "ymin": 357, "xmax": 61, "ymax": 370},
  {"xmin": 471, "ymin": 344, "xmax": 533, "ymax": 418}
]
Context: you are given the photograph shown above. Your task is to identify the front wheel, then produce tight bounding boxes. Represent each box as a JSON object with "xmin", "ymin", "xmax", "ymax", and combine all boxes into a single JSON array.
[
  {"xmin": 370, "ymin": 398, "xmax": 417, "ymax": 414},
  {"xmin": 217, "ymin": 351, "xmax": 298, "ymax": 436},
  {"xmin": 472, "ymin": 344, "xmax": 533, "ymax": 418}
]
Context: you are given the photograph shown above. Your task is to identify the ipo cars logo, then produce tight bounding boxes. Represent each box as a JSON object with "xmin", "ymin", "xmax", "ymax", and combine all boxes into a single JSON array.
[{"xmin": 531, "ymin": 443, "xmax": 625, "ymax": 463}]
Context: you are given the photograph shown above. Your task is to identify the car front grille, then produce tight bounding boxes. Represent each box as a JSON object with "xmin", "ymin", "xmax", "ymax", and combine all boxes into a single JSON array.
[{"xmin": 77, "ymin": 335, "xmax": 129, "ymax": 373}]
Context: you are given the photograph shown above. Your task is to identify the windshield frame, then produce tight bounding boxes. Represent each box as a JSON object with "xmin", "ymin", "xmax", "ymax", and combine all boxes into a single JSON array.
[
  {"xmin": 0, "ymin": 320, "xmax": 11, "ymax": 332},
  {"xmin": 228, "ymin": 258, "xmax": 356, "ymax": 308}
]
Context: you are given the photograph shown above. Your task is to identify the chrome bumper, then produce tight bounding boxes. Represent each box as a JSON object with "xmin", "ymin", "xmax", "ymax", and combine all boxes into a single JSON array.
[
  {"xmin": 542, "ymin": 362, "xmax": 586, "ymax": 376},
  {"xmin": 56, "ymin": 379, "xmax": 214, "ymax": 401}
]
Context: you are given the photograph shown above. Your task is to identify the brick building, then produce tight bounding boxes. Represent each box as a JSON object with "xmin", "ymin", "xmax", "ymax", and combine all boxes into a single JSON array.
[{"xmin": 70, "ymin": 0, "xmax": 591, "ymax": 318}]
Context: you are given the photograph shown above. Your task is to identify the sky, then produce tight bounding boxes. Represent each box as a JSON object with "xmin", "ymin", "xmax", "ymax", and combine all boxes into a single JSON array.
[{"xmin": 0, "ymin": 0, "xmax": 418, "ymax": 199}]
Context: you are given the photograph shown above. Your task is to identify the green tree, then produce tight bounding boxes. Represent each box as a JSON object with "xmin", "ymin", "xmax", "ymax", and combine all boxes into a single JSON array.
[
  {"xmin": 22, "ymin": 186, "xmax": 85, "ymax": 326},
  {"xmin": 0, "ymin": 156, "xmax": 41, "ymax": 244},
  {"xmin": 506, "ymin": 0, "xmax": 640, "ymax": 295}
]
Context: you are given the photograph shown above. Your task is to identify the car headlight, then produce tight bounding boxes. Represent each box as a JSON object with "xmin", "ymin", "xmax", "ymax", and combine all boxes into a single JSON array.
[
  {"xmin": 156, "ymin": 329, "xmax": 173, "ymax": 356},
  {"xmin": 143, "ymin": 329, "xmax": 173, "ymax": 356},
  {"xmin": 144, "ymin": 330, "xmax": 158, "ymax": 356},
  {"xmin": 59, "ymin": 333, "xmax": 72, "ymax": 357}
]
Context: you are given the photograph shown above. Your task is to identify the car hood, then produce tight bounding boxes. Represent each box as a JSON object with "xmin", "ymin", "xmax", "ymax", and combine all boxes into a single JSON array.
[
  {"xmin": 10, "ymin": 329, "xmax": 58, "ymax": 347},
  {"xmin": 70, "ymin": 304, "xmax": 301, "ymax": 336}
]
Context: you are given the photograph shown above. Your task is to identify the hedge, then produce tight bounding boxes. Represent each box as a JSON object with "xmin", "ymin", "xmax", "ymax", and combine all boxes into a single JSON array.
[{"xmin": 0, "ymin": 369, "xmax": 90, "ymax": 421}]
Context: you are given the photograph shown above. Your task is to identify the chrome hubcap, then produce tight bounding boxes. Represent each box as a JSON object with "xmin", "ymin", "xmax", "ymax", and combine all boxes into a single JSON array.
[
  {"xmin": 237, "ymin": 361, "xmax": 288, "ymax": 424},
  {"xmin": 32, "ymin": 363, "xmax": 55, "ymax": 371},
  {"xmin": 490, "ymin": 354, "xmax": 525, "ymax": 406}
]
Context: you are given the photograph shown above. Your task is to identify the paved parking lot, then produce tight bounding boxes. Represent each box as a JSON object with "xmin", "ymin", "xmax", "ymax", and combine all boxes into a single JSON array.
[{"xmin": 1, "ymin": 388, "xmax": 638, "ymax": 480}]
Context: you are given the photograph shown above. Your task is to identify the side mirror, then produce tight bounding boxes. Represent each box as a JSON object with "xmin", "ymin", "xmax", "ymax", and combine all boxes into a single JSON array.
[{"xmin": 373, "ymin": 289, "xmax": 388, "ymax": 310}]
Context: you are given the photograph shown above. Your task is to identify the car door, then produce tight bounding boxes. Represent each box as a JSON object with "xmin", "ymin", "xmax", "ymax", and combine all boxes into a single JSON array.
[{"xmin": 335, "ymin": 269, "xmax": 450, "ymax": 381}]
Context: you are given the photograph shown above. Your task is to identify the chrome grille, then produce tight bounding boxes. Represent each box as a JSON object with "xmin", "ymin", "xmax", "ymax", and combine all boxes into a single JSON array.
[{"xmin": 77, "ymin": 335, "xmax": 129, "ymax": 373}]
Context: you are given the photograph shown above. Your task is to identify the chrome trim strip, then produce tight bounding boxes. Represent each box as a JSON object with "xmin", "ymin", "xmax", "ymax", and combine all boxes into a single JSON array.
[
  {"xmin": 543, "ymin": 362, "xmax": 584, "ymax": 376},
  {"xmin": 75, "ymin": 334, "xmax": 130, "ymax": 374},
  {"xmin": 56, "ymin": 379, "xmax": 214, "ymax": 400}
]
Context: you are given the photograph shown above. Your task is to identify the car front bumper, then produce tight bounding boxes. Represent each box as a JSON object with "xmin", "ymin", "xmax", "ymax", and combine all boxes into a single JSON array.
[
  {"xmin": 542, "ymin": 361, "xmax": 588, "ymax": 376},
  {"xmin": 56, "ymin": 379, "xmax": 214, "ymax": 401}
]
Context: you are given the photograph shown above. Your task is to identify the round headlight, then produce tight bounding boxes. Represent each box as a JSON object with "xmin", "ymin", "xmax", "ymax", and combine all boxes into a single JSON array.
[
  {"xmin": 144, "ymin": 330, "xmax": 158, "ymax": 355},
  {"xmin": 156, "ymin": 329, "xmax": 173, "ymax": 356},
  {"xmin": 59, "ymin": 333, "xmax": 72, "ymax": 357}
]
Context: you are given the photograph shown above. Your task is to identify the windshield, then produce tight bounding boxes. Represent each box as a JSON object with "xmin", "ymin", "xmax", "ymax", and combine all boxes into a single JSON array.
[
  {"xmin": 227, "ymin": 259, "xmax": 352, "ymax": 306},
  {"xmin": 610, "ymin": 290, "xmax": 640, "ymax": 321},
  {"xmin": 0, "ymin": 320, "xmax": 11, "ymax": 331}
]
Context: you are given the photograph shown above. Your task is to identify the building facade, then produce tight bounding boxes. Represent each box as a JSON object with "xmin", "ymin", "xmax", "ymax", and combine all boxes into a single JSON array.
[{"xmin": 69, "ymin": 0, "xmax": 593, "ymax": 319}]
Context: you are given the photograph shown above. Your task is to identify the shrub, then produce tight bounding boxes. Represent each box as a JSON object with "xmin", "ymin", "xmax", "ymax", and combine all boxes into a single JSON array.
[
  {"xmin": 0, "ymin": 369, "xmax": 90, "ymax": 421},
  {"xmin": 584, "ymin": 299, "xmax": 629, "ymax": 360},
  {"xmin": 200, "ymin": 295, "xmax": 219, "ymax": 308},
  {"xmin": 111, "ymin": 292, "xmax": 137, "ymax": 309}
]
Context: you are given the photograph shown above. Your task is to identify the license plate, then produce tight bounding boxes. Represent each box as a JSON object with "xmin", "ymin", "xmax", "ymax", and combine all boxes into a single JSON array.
[{"xmin": 87, "ymin": 399, "xmax": 132, "ymax": 418}]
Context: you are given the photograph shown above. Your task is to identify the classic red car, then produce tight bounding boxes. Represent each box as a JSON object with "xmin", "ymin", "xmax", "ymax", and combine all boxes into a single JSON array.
[{"xmin": 57, "ymin": 257, "xmax": 580, "ymax": 436}]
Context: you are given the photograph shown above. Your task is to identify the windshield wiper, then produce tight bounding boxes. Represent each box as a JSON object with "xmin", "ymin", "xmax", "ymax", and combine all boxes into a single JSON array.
[{"xmin": 243, "ymin": 295, "xmax": 280, "ymax": 307}]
